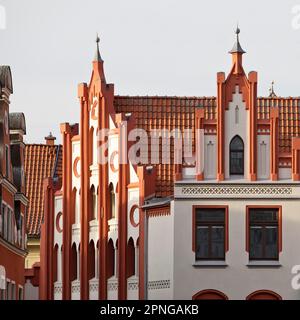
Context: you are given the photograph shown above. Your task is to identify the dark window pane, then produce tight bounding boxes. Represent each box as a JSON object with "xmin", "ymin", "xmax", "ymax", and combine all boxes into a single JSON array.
[
  {"xmin": 265, "ymin": 227, "xmax": 278, "ymax": 259},
  {"xmin": 196, "ymin": 209, "xmax": 225, "ymax": 222},
  {"xmin": 211, "ymin": 227, "xmax": 225, "ymax": 258},
  {"xmin": 230, "ymin": 136, "xmax": 244, "ymax": 150},
  {"xmin": 230, "ymin": 136, "xmax": 244, "ymax": 175},
  {"xmin": 196, "ymin": 226, "xmax": 209, "ymax": 259},
  {"xmin": 250, "ymin": 227, "xmax": 263, "ymax": 259},
  {"xmin": 250, "ymin": 210, "xmax": 278, "ymax": 223},
  {"xmin": 230, "ymin": 152, "xmax": 243, "ymax": 174}
]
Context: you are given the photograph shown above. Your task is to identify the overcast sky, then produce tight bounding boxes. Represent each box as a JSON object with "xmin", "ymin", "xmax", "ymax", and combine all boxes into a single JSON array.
[{"xmin": 1, "ymin": 0, "xmax": 300, "ymax": 143}]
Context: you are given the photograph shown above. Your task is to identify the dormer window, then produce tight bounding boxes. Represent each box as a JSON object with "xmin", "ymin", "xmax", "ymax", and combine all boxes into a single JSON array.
[{"xmin": 230, "ymin": 135, "xmax": 244, "ymax": 175}]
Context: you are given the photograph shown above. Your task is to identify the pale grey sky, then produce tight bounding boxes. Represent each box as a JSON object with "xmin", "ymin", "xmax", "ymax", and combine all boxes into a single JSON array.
[{"xmin": 1, "ymin": 0, "xmax": 300, "ymax": 143}]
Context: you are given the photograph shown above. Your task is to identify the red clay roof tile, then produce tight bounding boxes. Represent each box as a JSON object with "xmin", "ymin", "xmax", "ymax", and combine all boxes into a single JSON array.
[{"xmin": 25, "ymin": 144, "xmax": 62, "ymax": 237}]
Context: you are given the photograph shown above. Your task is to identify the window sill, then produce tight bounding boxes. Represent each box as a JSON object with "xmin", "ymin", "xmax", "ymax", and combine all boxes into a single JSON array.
[
  {"xmin": 247, "ymin": 261, "xmax": 281, "ymax": 268},
  {"xmin": 193, "ymin": 260, "xmax": 228, "ymax": 268}
]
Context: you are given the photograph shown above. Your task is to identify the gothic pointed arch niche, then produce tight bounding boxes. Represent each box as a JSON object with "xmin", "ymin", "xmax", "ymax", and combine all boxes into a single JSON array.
[
  {"xmin": 229, "ymin": 135, "xmax": 244, "ymax": 175},
  {"xmin": 108, "ymin": 183, "xmax": 116, "ymax": 220}
]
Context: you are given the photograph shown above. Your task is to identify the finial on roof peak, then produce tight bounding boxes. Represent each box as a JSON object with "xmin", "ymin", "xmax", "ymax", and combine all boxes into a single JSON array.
[
  {"xmin": 269, "ymin": 81, "xmax": 277, "ymax": 98},
  {"xmin": 94, "ymin": 33, "xmax": 103, "ymax": 62},
  {"xmin": 229, "ymin": 25, "xmax": 246, "ymax": 54}
]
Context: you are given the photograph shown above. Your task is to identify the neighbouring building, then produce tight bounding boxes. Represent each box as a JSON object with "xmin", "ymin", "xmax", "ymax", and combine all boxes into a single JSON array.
[
  {"xmin": 24, "ymin": 133, "xmax": 62, "ymax": 269},
  {"xmin": 23, "ymin": 134, "xmax": 62, "ymax": 300},
  {"xmin": 0, "ymin": 66, "xmax": 28, "ymax": 300},
  {"xmin": 40, "ymin": 29, "xmax": 300, "ymax": 300}
]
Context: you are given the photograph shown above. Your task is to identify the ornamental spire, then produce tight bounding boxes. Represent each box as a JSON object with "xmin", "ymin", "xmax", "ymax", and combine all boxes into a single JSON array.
[
  {"xmin": 269, "ymin": 81, "xmax": 277, "ymax": 97},
  {"xmin": 94, "ymin": 33, "xmax": 103, "ymax": 62},
  {"xmin": 229, "ymin": 25, "xmax": 246, "ymax": 54}
]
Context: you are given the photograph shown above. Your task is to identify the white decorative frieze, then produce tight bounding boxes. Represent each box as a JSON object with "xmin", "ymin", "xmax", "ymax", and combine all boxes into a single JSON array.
[
  {"xmin": 175, "ymin": 184, "xmax": 300, "ymax": 199},
  {"xmin": 107, "ymin": 279, "xmax": 118, "ymax": 291},
  {"xmin": 71, "ymin": 281, "xmax": 80, "ymax": 293},
  {"xmin": 54, "ymin": 282, "xmax": 62, "ymax": 294},
  {"xmin": 147, "ymin": 280, "xmax": 171, "ymax": 290},
  {"xmin": 127, "ymin": 280, "xmax": 139, "ymax": 291},
  {"xmin": 89, "ymin": 280, "xmax": 98, "ymax": 292}
]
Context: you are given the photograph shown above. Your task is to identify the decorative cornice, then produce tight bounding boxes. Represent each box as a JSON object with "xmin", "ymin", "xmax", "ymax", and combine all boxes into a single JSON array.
[
  {"xmin": 0, "ymin": 176, "xmax": 18, "ymax": 194},
  {"xmin": 15, "ymin": 192, "xmax": 29, "ymax": 206},
  {"xmin": 0, "ymin": 237, "xmax": 27, "ymax": 258}
]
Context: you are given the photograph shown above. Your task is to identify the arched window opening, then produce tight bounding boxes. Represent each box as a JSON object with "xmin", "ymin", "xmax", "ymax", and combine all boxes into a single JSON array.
[
  {"xmin": 106, "ymin": 239, "xmax": 115, "ymax": 279},
  {"xmin": 60, "ymin": 246, "xmax": 63, "ymax": 282},
  {"xmin": 90, "ymin": 185, "xmax": 96, "ymax": 221},
  {"xmin": 136, "ymin": 238, "xmax": 140, "ymax": 277},
  {"xmin": 89, "ymin": 127, "xmax": 94, "ymax": 166},
  {"xmin": 230, "ymin": 135, "xmax": 244, "ymax": 175},
  {"xmin": 96, "ymin": 240, "xmax": 99, "ymax": 278},
  {"xmin": 246, "ymin": 290, "xmax": 282, "ymax": 300},
  {"xmin": 53, "ymin": 245, "xmax": 58, "ymax": 283},
  {"xmin": 71, "ymin": 243, "xmax": 77, "ymax": 281},
  {"xmin": 193, "ymin": 289, "xmax": 228, "ymax": 300},
  {"xmin": 88, "ymin": 240, "xmax": 95, "ymax": 280},
  {"xmin": 72, "ymin": 188, "xmax": 77, "ymax": 225},
  {"xmin": 75, "ymin": 189, "xmax": 80, "ymax": 224},
  {"xmin": 78, "ymin": 244, "xmax": 81, "ymax": 280},
  {"xmin": 115, "ymin": 239, "xmax": 118, "ymax": 277},
  {"xmin": 109, "ymin": 183, "xmax": 116, "ymax": 219},
  {"xmin": 126, "ymin": 238, "xmax": 135, "ymax": 278}
]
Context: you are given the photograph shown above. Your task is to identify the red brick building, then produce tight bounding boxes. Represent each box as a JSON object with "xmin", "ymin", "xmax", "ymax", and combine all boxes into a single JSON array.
[
  {"xmin": 0, "ymin": 66, "xmax": 28, "ymax": 300},
  {"xmin": 24, "ymin": 135, "xmax": 62, "ymax": 268}
]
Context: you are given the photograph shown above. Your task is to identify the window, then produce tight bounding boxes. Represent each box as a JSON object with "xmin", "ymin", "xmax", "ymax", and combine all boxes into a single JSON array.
[
  {"xmin": 0, "ymin": 206, "xmax": 2, "ymax": 237},
  {"xmin": 90, "ymin": 185, "xmax": 96, "ymax": 220},
  {"xmin": 5, "ymin": 145, "xmax": 9, "ymax": 178},
  {"xmin": 2, "ymin": 204, "xmax": 6, "ymax": 239},
  {"xmin": 11, "ymin": 282, "xmax": 15, "ymax": 300},
  {"xmin": 106, "ymin": 239, "xmax": 115, "ymax": 278},
  {"xmin": 6, "ymin": 281, "xmax": 10, "ymax": 300},
  {"xmin": 230, "ymin": 135, "xmax": 244, "ymax": 175},
  {"xmin": 194, "ymin": 207, "xmax": 227, "ymax": 260},
  {"xmin": 18, "ymin": 287, "xmax": 23, "ymax": 300},
  {"xmin": 19, "ymin": 216, "xmax": 23, "ymax": 247},
  {"xmin": 193, "ymin": 289, "xmax": 228, "ymax": 300},
  {"xmin": 70, "ymin": 243, "xmax": 77, "ymax": 281},
  {"xmin": 7, "ymin": 208, "xmax": 10, "ymax": 242},
  {"xmin": 53, "ymin": 245, "xmax": 58, "ymax": 282},
  {"xmin": 126, "ymin": 238, "xmax": 135, "ymax": 278},
  {"xmin": 246, "ymin": 290, "xmax": 282, "ymax": 300},
  {"xmin": 249, "ymin": 208, "xmax": 279, "ymax": 260},
  {"xmin": 88, "ymin": 241, "xmax": 95, "ymax": 280},
  {"xmin": 109, "ymin": 183, "xmax": 116, "ymax": 219}
]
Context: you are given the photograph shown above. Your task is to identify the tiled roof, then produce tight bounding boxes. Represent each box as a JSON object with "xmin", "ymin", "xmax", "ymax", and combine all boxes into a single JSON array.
[
  {"xmin": 114, "ymin": 96, "xmax": 216, "ymax": 196},
  {"xmin": 114, "ymin": 95, "xmax": 300, "ymax": 196},
  {"xmin": 257, "ymin": 97, "xmax": 300, "ymax": 153},
  {"xmin": 25, "ymin": 144, "xmax": 62, "ymax": 237}
]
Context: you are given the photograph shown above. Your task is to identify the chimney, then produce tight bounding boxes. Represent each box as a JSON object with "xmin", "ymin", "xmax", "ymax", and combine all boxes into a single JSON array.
[{"xmin": 45, "ymin": 132, "xmax": 56, "ymax": 146}]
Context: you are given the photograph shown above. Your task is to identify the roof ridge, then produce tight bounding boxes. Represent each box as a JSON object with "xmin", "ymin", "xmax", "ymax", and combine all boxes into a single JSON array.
[
  {"xmin": 114, "ymin": 95, "xmax": 216, "ymax": 99},
  {"xmin": 114, "ymin": 95, "xmax": 300, "ymax": 100},
  {"xmin": 25, "ymin": 143, "xmax": 62, "ymax": 147}
]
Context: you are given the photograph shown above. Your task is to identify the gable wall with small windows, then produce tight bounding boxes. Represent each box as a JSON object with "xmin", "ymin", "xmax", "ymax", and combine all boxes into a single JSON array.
[{"xmin": 224, "ymin": 86, "xmax": 249, "ymax": 180}]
